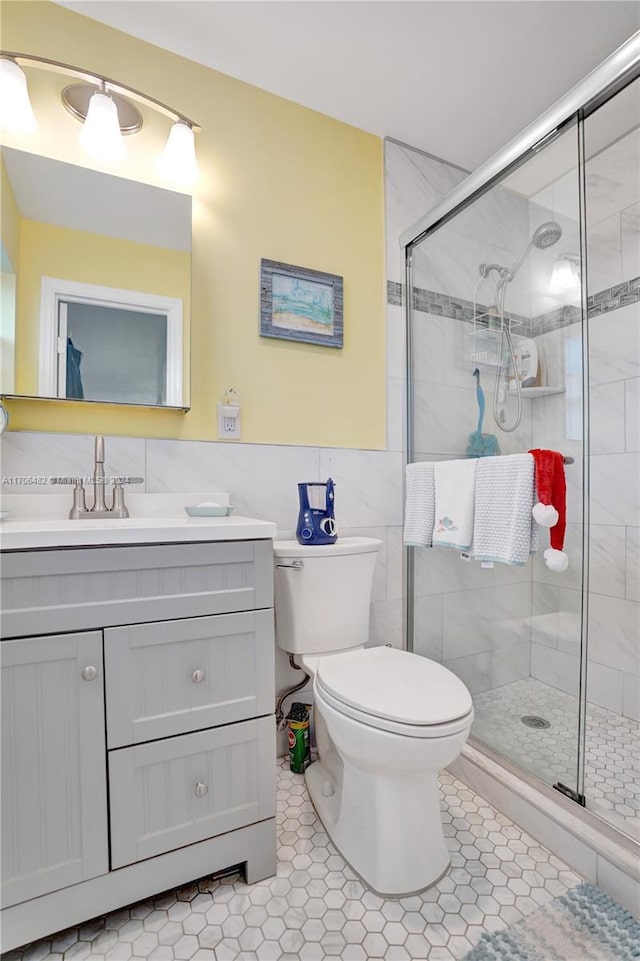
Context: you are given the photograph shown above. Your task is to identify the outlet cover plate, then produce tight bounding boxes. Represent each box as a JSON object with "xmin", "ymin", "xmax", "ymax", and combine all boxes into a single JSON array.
[{"xmin": 217, "ymin": 403, "xmax": 240, "ymax": 439}]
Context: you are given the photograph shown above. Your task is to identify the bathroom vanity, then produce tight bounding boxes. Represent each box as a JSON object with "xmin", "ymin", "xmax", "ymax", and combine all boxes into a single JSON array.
[{"xmin": 0, "ymin": 509, "xmax": 277, "ymax": 951}]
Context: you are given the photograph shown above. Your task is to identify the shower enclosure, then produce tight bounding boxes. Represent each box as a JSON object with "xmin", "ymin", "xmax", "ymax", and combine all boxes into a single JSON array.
[{"xmin": 403, "ymin": 35, "xmax": 639, "ymax": 845}]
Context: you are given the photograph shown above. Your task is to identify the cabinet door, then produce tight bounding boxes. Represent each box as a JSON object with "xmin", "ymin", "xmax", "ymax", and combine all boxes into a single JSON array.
[
  {"xmin": 1, "ymin": 631, "xmax": 108, "ymax": 908},
  {"xmin": 105, "ymin": 609, "xmax": 275, "ymax": 748},
  {"xmin": 109, "ymin": 717, "xmax": 276, "ymax": 869}
]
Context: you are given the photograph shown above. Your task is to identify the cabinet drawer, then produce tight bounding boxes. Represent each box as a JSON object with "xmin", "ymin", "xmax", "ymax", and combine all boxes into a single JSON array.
[
  {"xmin": 109, "ymin": 717, "xmax": 275, "ymax": 869},
  {"xmin": 105, "ymin": 610, "xmax": 275, "ymax": 748},
  {"xmin": 1, "ymin": 540, "xmax": 274, "ymax": 639}
]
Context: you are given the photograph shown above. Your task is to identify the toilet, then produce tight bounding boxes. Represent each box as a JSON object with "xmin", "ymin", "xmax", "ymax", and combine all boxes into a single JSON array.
[{"xmin": 273, "ymin": 536, "xmax": 474, "ymax": 897}]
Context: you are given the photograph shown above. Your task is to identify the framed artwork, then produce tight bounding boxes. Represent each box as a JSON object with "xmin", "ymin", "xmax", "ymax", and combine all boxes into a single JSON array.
[{"xmin": 260, "ymin": 259, "xmax": 343, "ymax": 348}]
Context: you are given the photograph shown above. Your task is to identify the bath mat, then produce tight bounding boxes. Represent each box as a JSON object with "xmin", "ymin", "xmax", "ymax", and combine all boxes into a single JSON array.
[{"xmin": 462, "ymin": 881, "xmax": 640, "ymax": 960}]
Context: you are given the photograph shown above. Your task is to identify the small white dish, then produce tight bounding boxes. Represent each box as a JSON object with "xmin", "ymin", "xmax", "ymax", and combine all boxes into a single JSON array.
[{"xmin": 185, "ymin": 505, "xmax": 234, "ymax": 517}]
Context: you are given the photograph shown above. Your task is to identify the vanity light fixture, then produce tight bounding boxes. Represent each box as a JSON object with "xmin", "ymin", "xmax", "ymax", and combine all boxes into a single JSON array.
[
  {"xmin": 0, "ymin": 58, "xmax": 37, "ymax": 133},
  {"xmin": 0, "ymin": 51, "xmax": 201, "ymax": 185},
  {"xmin": 159, "ymin": 121, "xmax": 198, "ymax": 187},
  {"xmin": 75, "ymin": 84, "xmax": 127, "ymax": 162}
]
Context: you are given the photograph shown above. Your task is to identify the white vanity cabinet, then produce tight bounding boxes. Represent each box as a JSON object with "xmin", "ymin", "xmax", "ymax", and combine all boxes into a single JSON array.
[{"xmin": 0, "ymin": 537, "xmax": 277, "ymax": 953}]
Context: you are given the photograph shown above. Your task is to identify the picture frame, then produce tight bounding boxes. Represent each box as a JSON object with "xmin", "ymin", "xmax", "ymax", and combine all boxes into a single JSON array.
[{"xmin": 260, "ymin": 259, "xmax": 343, "ymax": 349}]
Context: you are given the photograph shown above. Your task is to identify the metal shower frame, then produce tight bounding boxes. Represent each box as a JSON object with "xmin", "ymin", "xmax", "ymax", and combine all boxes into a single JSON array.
[{"xmin": 401, "ymin": 31, "xmax": 640, "ymax": 812}]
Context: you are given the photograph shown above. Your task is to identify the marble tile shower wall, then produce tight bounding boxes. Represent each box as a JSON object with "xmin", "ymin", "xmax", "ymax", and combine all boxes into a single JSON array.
[
  {"xmin": 529, "ymin": 301, "xmax": 640, "ymax": 722},
  {"xmin": 526, "ymin": 132, "xmax": 640, "ymax": 719},
  {"xmin": 384, "ymin": 138, "xmax": 468, "ymax": 455},
  {"xmin": 389, "ymin": 141, "xmax": 536, "ymax": 694}
]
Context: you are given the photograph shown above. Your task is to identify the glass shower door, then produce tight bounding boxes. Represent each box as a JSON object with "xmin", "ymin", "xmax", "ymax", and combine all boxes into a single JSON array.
[
  {"xmin": 581, "ymin": 75, "xmax": 640, "ymax": 841},
  {"xmin": 406, "ymin": 116, "xmax": 588, "ymax": 802}
]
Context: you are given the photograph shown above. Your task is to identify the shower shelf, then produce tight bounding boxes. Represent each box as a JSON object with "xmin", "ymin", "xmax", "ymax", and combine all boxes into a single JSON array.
[{"xmin": 507, "ymin": 386, "xmax": 566, "ymax": 397}]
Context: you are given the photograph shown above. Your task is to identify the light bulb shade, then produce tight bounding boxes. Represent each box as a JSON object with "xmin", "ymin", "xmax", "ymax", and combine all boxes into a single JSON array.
[
  {"xmin": 159, "ymin": 122, "xmax": 198, "ymax": 186},
  {"xmin": 550, "ymin": 256, "xmax": 580, "ymax": 294},
  {"xmin": 0, "ymin": 59, "xmax": 37, "ymax": 134},
  {"xmin": 79, "ymin": 91, "xmax": 125, "ymax": 162}
]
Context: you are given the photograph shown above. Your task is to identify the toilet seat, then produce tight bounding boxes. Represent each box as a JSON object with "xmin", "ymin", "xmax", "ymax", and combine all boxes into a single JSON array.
[{"xmin": 314, "ymin": 647, "xmax": 474, "ymax": 739}]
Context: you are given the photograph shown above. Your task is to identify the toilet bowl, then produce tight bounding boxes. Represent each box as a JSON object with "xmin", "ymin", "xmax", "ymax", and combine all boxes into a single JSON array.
[{"xmin": 273, "ymin": 537, "xmax": 473, "ymax": 896}]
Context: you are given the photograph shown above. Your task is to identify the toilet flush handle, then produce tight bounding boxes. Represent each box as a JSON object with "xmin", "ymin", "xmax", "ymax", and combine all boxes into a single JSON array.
[{"xmin": 276, "ymin": 559, "xmax": 304, "ymax": 570}]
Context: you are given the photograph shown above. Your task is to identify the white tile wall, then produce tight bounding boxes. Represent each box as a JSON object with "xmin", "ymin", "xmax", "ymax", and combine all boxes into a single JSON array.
[
  {"xmin": 621, "ymin": 200, "xmax": 640, "ymax": 280},
  {"xmin": 589, "ymin": 381, "xmax": 626, "ymax": 454},
  {"xmin": 589, "ymin": 303, "xmax": 640, "ymax": 385},
  {"xmin": 589, "ymin": 525, "xmax": 627, "ymax": 599},
  {"xmin": 587, "ymin": 213, "xmax": 623, "ymax": 291},
  {"xmin": 627, "ymin": 528, "xmax": 640, "ymax": 602},
  {"xmin": 529, "ymin": 185, "xmax": 640, "ymax": 721},
  {"xmin": 529, "ymin": 100, "xmax": 640, "ymax": 727},
  {"xmin": 1, "ymin": 431, "xmax": 146, "ymax": 493},
  {"xmin": 442, "ymin": 582, "xmax": 532, "ymax": 662},
  {"xmin": 443, "ymin": 650, "xmax": 492, "ymax": 695},
  {"xmin": 626, "ymin": 377, "xmax": 640, "ymax": 452}
]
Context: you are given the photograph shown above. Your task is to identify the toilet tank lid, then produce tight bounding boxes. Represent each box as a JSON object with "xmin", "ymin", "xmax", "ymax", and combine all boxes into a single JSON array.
[
  {"xmin": 316, "ymin": 647, "xmax": 473, "ymax": 726},
  {"xmin": 273, "ymin": 537, "xmax": 382, "ymax": 558}
]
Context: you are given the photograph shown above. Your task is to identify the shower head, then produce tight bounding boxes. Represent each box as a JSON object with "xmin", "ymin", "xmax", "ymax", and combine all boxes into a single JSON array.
[
  {"xmin": 500, "ymin": 220, "xmax": 563, "ymax": 287},
  {"xmin": 532, "ymin": 221, "xmax": 563, "ymax": 249}
]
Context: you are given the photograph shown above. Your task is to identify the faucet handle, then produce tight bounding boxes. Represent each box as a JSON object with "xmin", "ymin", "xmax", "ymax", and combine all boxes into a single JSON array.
[
  {"xmin": 68, "ymin": 480, "xmax": 88, "ymax": 519},
  {"xmin": 111, "ymin": 482, "xmax": 130, "ymax": 518}
]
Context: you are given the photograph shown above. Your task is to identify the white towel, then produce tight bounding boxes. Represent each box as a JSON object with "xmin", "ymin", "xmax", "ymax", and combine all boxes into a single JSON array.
[
  {"xmin": 433, "ymin": 459, "xmax": 477, "ymax": 551},
  {"xmin": 473, "ymin": 453, "xmax": 536, "ymax": 566},
  {"xmin": 403, "ymin": 462, "xmax": 435, "ymax": 547}
]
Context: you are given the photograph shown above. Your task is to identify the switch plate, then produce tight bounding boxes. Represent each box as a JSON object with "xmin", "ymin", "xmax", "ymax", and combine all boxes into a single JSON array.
[{"xmin": 217, "ymin": 403, "xmax": 241, "ymax": 439}]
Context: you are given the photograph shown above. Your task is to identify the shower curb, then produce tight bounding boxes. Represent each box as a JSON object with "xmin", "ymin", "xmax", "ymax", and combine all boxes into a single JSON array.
[{"xmin": 448, "ymin": 740, "xmax": 640, "ymax": 918}]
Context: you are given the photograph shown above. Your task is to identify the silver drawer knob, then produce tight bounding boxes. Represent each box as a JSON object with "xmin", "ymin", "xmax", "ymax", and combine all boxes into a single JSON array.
[
  {"xmin": 81, "ymin": 665, "xmax": 98, "ymax": 681},
  {"xmin": 194, "ymin": 781, "xmax": 208, "ymax": 798},
  {"xmin": 191, "ymin": 669, "xmax": 205, "ymax": 684}
]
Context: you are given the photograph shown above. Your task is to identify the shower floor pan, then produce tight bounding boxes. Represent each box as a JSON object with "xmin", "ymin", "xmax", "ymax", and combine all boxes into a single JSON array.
[{"xmin": 472, "ymin": 677, "xmax": 639, "ymax": 842}]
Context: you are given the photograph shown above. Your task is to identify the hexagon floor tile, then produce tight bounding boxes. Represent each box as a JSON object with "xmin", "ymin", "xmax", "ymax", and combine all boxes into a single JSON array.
[
  {"xmin": 473, "ymin": 677, "xmax": 640, "ymax": 841},
  {"xmin": 2, "ymin": 758, "xmax": 581, "ymax": 961}
]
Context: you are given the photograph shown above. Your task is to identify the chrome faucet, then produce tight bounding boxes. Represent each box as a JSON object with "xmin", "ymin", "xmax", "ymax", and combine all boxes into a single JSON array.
[{"xmin": 68, "ymin": 436, "xmax": 133, "ymax": 519}]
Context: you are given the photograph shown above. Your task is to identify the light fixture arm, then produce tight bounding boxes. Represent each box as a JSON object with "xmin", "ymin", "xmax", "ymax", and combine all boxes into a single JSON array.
[{"xmin": 0, "ymin": 50, "xmax": 200, "ymax": 131}]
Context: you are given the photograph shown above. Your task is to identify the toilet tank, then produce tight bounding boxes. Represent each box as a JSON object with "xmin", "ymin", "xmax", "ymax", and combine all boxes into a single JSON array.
[{"xmin": 273, "ymin": 537, "xmax": 382, "ymax": 655}]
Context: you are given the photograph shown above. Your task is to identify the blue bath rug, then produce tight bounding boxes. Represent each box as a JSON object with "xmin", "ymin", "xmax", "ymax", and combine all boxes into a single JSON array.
[{"xmin": 463, "ymin": 881, "xmax": 640, "ymax": 960}]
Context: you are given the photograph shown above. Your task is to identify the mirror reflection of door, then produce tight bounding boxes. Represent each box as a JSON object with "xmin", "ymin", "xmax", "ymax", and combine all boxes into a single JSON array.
[
  {"xmin": 39, "ymin": 276, "xmax": 183, "ymax": 407},
  {"xmin": 60, "ymin": 301, "xmax": 168, "ymax": 406}
]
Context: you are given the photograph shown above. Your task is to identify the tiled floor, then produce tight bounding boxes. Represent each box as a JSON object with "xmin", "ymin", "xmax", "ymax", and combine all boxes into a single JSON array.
[
  {"xmin": 3, "ymin": 758, "xmax": 581, "ymax": 961},
  {"xmin": 473, "ymin": 677, "xmax": 640, "ymax": 841}
]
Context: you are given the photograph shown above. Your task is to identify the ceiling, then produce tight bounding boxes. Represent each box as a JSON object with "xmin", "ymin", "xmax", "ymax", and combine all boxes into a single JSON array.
[{"xmin": 59, "ymin": 1, "xmax": 639, "ymax": 172}]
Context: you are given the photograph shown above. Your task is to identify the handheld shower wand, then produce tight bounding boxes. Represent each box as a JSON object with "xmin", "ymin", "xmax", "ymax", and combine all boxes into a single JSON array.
[{"xmin": 491, "ymin": 221, "xmax": 563, "ymax": 432}]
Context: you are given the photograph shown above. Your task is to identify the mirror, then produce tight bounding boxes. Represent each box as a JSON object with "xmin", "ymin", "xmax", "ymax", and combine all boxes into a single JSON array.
[{"xmin": 1, "ymin": 147, "xmax": 191, "ymax": 409}]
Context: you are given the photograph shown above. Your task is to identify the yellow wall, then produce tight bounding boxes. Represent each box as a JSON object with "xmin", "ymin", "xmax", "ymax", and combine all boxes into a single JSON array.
[
  {"xmin": 1, "ymin": 153, "xmax": 20, "ymax": 270},
  {"xmin": 1, "ymin": 156, "xmax": 20, "ymax": 393},
  {"xmin": 1, "ymin": 2, "xmax": 385, "ymax": 448},
  {"xmin": 15, "ymin": 219, "xmax": 191, "ymax": 396}
]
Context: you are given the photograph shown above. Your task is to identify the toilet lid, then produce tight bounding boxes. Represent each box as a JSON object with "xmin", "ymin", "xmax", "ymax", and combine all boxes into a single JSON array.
[{"xmin": 315, "ymin": 647, "xmax": 473, "ymax": 726}]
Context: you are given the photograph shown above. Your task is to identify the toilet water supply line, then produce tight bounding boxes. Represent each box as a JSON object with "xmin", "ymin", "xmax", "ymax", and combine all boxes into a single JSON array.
[{"xmin": 275, "ymin": 655, "xmax": 311, "ymax": 728}]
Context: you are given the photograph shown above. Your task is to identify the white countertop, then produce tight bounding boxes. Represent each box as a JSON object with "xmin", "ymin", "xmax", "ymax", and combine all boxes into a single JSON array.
[{"xmin": 0, "ymin": 493, "xmax": 277, "ymax": 550}]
